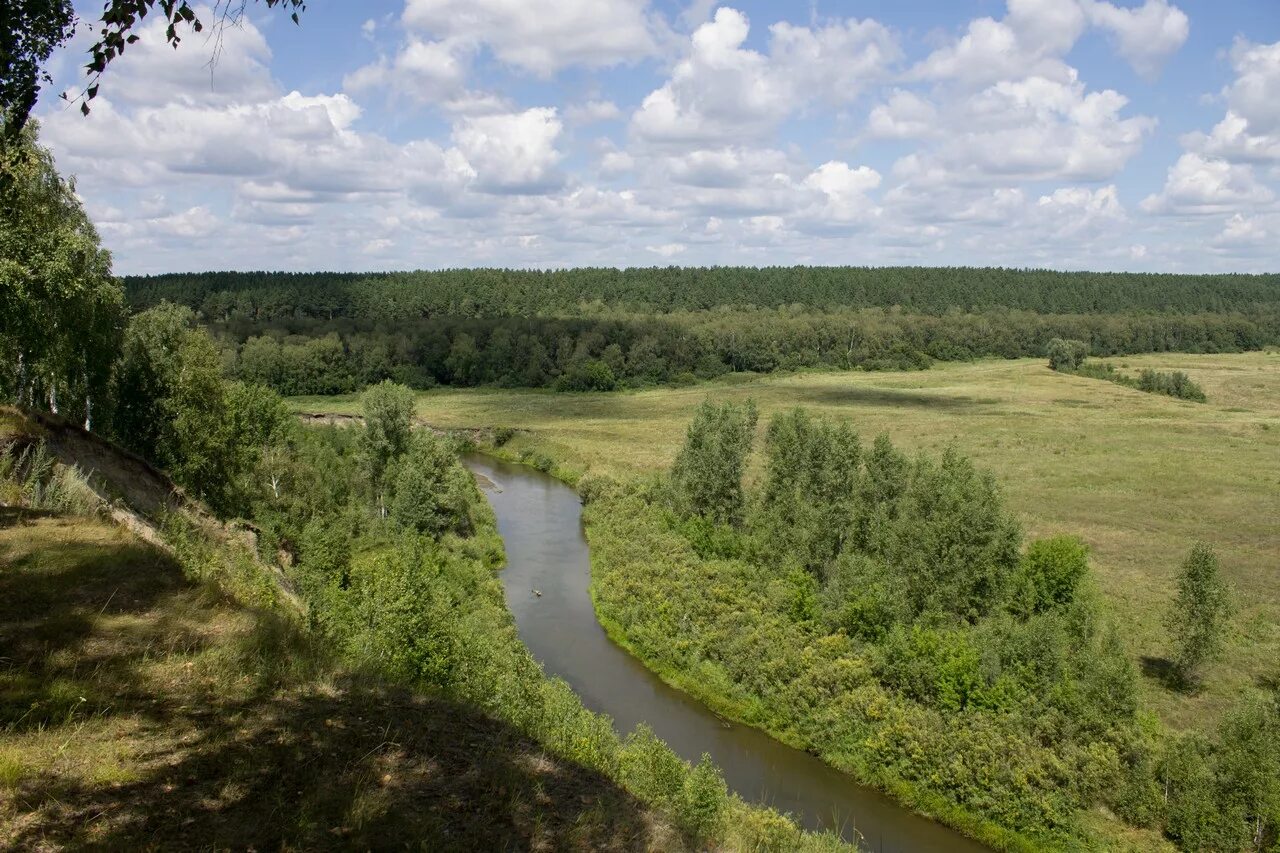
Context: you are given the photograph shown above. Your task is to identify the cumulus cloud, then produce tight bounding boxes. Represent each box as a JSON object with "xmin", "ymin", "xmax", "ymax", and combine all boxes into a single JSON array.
[
  {"xmin": 400, "ymin": 0, "xmax": 656, "ymax": 76},
  {"xmin": 1184, "ymin": 39, "xmax": 1280, "ymax": 164},
  {"xmin": 31, "ymin": 0, "xmax": 1274, "ymax": 273},
  {"xmin": 883, "ymin": 72, "xmax": 1153, "ymax": 188},
  {"xmin": 450, "ymin": 108, "xmax": 565, "ymax": 194},
  {"xmin": 912, "ymin": 0, "xmax": 1188, "ymax": 88},
  {"xmin": 1140, "ymin": 153, "xmax": 1275, "ymax": 214},
  {"xmin": 1082, "ymin": 0, "xmax": 1189, "ymax": 79},
  {"xmin": 631, "ymin": 7, "xmax": 897, "ymax": 144}
]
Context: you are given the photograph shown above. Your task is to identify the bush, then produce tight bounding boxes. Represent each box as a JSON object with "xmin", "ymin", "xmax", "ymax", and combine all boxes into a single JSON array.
[
  {"xmin": 1047, "ymin": 338, "xmax": 1089, "ymax": 371},
  {"xmin": 1011, "ymin": 535, "xmax": 1090, "ymax": 615},
  {"xmin": 681, "ymin": 754, "xmax": 729, "ymax": 842},
  {"xmin": 1137, "ymin": 369, "xmax": 1206, "ymax": 402},
  {"xmin": 389, "ymin": 433, "xmax": 476, "ymax": 537},
  {"xmin": 554, "ymin": 359, "xmax": 617, "ymax": 391}
]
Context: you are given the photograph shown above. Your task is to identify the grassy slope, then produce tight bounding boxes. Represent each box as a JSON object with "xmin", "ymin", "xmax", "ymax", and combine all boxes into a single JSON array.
[
  {"xmin": 0, "ymin": 511, "xmax": 677, "ymax": 850},
  {"xmin": 292, "ymin": 351, "xmax": 1280, "ymax": 732}
]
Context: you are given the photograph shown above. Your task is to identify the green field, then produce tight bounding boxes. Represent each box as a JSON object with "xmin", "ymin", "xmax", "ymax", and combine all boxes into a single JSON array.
[{"xmin": 293, "ymin": 351, "xmax": 1280, "ymax": 731}]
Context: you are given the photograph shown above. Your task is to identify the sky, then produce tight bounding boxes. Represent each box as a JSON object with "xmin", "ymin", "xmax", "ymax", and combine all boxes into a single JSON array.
[{"xmin": 33, "ymin": 0, "xmax": 1280, "ymax": 274}]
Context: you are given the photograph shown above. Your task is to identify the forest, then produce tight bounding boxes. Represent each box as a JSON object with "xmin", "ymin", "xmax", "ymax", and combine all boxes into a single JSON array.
[{"xmin": 119, "ymin": 270, "xmax": 1280, "ymax": 395}]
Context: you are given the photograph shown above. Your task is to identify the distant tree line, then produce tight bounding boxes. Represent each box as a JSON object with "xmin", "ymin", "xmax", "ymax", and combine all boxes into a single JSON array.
[
  {"xmin": 119, "ymin": 269, "xmax": 1280, "ymax": 396},
  {"xmin": 199, "ymin": 309, "xmax": 1272, "ymax": 396},
  {"xmin": 124, "ymin": 267, "xmax": 1280, "ymax": 318}
]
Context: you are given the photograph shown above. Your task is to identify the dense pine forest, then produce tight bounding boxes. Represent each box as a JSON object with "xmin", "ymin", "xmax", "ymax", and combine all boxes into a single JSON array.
[{"xmin": 123, "ymin": 269, "xmax": 1280, "ymax": 395}]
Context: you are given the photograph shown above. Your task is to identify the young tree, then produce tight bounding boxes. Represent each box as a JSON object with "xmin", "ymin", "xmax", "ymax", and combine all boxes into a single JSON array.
[
  {"xmin": 1166, "ymin": 542, "xmax": 1234, "ymax": 686},
  {"xmin": 670, "ymin": 399, "xmax": 757, "ymax": 526},
  {"xmin": 359, "ymin": 380, "xmax": 415, "ymax": 515}
]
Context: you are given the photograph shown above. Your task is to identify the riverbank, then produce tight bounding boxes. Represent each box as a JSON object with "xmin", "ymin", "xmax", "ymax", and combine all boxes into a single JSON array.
[
  {"xmin": 469, "ymin": 453, "xmax": 991, "ymax": 852},
  {"xmin": 461, "ymin": 437, "xmax": 1169, "ymax": 853}
]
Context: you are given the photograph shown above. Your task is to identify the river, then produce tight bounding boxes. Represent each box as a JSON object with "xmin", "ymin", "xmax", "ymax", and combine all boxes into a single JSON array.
[{"xmin": 467, "ymin": 454, "xmax": 988, "ymax": 853}]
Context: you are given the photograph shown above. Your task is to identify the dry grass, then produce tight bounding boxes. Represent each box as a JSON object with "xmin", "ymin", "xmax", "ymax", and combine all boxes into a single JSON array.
[
  {"xmin": 0, "ymin": 511, "xmax": 676, "ymax": 851},
  {"xmin": 292, "ymin": 351, "xmax": 1280, "ymax": 732}
]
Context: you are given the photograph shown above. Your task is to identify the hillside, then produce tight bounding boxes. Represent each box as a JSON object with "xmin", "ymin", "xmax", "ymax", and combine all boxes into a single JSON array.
[{"xmin": 0, "ymin": 409, "xmax": 679, "ymax": 850}]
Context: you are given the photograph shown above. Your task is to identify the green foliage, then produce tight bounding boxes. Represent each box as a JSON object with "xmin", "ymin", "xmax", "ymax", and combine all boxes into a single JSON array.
[
  {"xmin": 757, "ymin": 409, "xmax": 860, "ymax": 573},
  {"xmin": 1047, "ymin": 338, "xmax": 1089, "ymax": 371},
  {"xmin": 0, "ymin": 440, "xmax": 99, "ymax": 514},
  {"xmin": 862, "ymin": 446, "xmax": 1023, "ymax": 621},
  {"xmin": 1011, "ymin": 535, "xmax": 1091, "ymax": 615},
  {"xmin": 110, "ymin": 303, "xmax": 292, "ymax": 516},
  {"xmin": 1058, "ymin": 357, "xmax": 1209, "ymax": 403},
  {"xmin": 588, "ymin": 404, "xmax": 1167, "ymax": 847},
  {"xmin": 1166, "ymin": 542, "xmax": 1234, "ymax": 686},
  {"xmin": 670, "ymin": 399, "xmax": 757, "ymax": 526},
  {"xmin": 389, "ymin": 432, "xmax": 475, "ymax": 537},
  {"xmin": 0, "ymin": 2, "xmax": 76, "ymax": 134},
  {"xmin": 554, "ymin": 358, "xmax": 617, "ymax": 391},
  {"xmin": 0, "ymin": 124, "xmax": 122, "ymax": 424},
  {"xmin": 682, "ymin": 754, "xmax": 730, "ymax": 843},
  {"xmin": 1137, "ymin": 369, "xmax": 1207, "ymax": 402},
  {"xmin": 875, "ymin": 625, "xmax": 983, "ymax": 712},
  {"xmin": 358, "ymin": 380, "xmax": 415, "ymax": 511}
]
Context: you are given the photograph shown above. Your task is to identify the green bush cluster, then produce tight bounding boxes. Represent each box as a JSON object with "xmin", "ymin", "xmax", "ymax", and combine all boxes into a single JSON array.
[{"xmin": 1052, "ymin": 353, "xmax": 1208, "ymax": 403}]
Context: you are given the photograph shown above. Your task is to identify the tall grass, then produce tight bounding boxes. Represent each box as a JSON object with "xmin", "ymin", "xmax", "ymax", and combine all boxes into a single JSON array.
[{"xmin": 0, "ymin": 441, "xmax": 101, "ymax": 515}]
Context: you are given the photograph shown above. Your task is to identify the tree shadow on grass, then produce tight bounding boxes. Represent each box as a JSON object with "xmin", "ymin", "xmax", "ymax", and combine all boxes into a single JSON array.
[
  {"xmin": 789, "ymin": 386, "xmax": 997, "ymax": 412},
  {"xmin": 1140, "ymin": 656, "xmax": 1196, "ymax": 693},
  {"xmin": 9, "ymin": 683, "xmax": 661, "ymax": 852},
  {"xmin": 2, "ymin": 516, "xmax": 665, "ymax": 852}
]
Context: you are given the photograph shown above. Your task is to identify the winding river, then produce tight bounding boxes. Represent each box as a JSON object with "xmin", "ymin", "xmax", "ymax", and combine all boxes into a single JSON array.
[{"xmin": 467, "ymin": 455, "xmax": 987, "ymax": 853}]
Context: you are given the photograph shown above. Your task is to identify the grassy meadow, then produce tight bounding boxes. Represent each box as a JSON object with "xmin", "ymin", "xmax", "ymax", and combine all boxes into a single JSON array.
[{"xmin": 292, "ymin": 351, "xmax": 1280, "ymax": 732}]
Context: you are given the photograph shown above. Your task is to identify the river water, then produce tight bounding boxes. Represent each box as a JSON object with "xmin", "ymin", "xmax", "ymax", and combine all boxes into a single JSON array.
[{"xmin": 467, "ymin": 455, "xmax": 987, "ymax": 853}]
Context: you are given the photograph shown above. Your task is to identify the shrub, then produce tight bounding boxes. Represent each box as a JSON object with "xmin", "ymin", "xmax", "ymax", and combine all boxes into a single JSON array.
[
  {"xmin": 554, "ymin": 359, "xmax": 617, "ymax": 391},
  {"xmin": 1047, "ymin": 338, "xmax": 1089, "ymax": 371},
  {"xmin": 1012, "ymin": 535, "xmax": 1091, "ymax": 614},
  {"xmin": 670, "ymin": 399, "xmax": 757, "ymax": 526},
  {"xmin": 389, "ymin": 433, "xmax": 475, "ymax": 537},
  {"xmin": 681, "ymin": 754, "xmax": 729, "ymax": 842},
  {"xmin": 1137, "ymin": 369, "xmax": 1206, "ymax": 402}
]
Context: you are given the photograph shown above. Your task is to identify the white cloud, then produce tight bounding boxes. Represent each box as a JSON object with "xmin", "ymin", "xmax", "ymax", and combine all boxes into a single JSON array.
[
  {"xmin": 1213, "ymin": 213, "xmax": 1270, "ymax": 247},
  {"xmin": 31, "ymin": 0, "xmax": 1270, "ymax": 273},
  {"xmin": 450, "ymin": 108, "xmax": 565, "ymax": 194},
  {"xmin": 867, "ymin": 90, "xmax": 938, "ymax": 139},
  {"xmin": 566, "ymin": 100, "xmax": 622, "ymax": 124},
  {"xmin": 911, "ymin": 1, "xmax": 1083, "ymax": 87},
  {"xmin": 912, "ymin": 0, "xmax": 1188, "ymax": 86},
  {"xmin": 1082, "ymin": 0, "xmax": 1189, "ymax": 79},
  {"xmin": 1184, "ymin": 40, "xmax": 1280, "ymax": 164},
  {"xmin": 1140, "ymin": 153, "xmax": 1275, "ymax": 214},
  {"xmin": 646, "ymin": 242, "xmax": 687, "ymax": 257},
  {"xmin": 401, "ymin": 0, "xmax": 656, "ymax": 76},
  {"xmin": 344, "ymin": 37, "xmax": 470, "ymax": 103},
  {"xmin": 801, "ymin": 161, "xmax": 882, "ymax": 223},
  {"xmin": 631, "ymin": 7, "xmax": 897, "ymax": 144},
  {"xmin": 885, "ymin": 72, "xmax": 1153, "ymax": 187}
]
